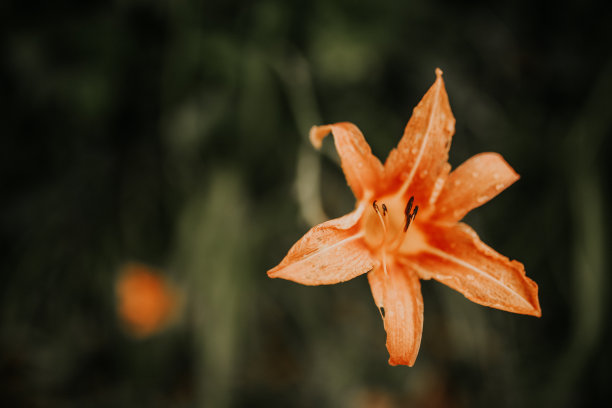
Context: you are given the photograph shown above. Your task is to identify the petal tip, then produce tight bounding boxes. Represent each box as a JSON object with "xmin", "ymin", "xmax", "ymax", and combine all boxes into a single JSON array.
[
  {"xmin": 266, "ymin": 268, "xmax": 279, "ymax": 278},
  {"xmin": 309, "ymin": 125, "xmax": 328, "ymax": 149},
  {"xmin": 529, "ymin": 300, "xmax": 542, "ymax": 318},
  {"xmin": 435, "ymin": 67, "xmax": 443, "ymax": 78},
  {"xmin": 388, "ymin": 356, "xmax": 417, "ymax": 367},
  {"xmin": 485, "ymin": 152, "xmax": 521, "ymax": 181}
]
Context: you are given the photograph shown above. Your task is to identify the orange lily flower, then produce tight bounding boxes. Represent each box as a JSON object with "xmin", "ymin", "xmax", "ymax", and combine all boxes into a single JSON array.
[{"xmin": 268, "ymin": 69, "xmax": 541, "ymax": 366}]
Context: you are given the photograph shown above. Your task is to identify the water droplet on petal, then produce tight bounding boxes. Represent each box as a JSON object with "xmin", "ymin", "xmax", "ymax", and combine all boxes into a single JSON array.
[
  {"xmin": 476, "ymin": 195, "xmax": 488, "ymax": 203},
  {"xmin": 495, "ymin": 183, "xmax": 505, "ymax": 191},
  {"xmin": 471, "ymin": 171, "xmax": 479, "ymax": 178}
]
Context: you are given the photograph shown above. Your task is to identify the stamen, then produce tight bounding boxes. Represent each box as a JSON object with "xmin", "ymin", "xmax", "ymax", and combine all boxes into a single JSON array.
[
  {"xmin": 404, "ymin": 205, "xmax": 419, "ymax": 232},
  {"xmin": 411, "ymin": 206, "xmax": 419, "ymax": 223},
  {"xmin": 373, "ymin": 200, "xmax": 380, "ymax": 214},
  {"xmin": 372, "ymin": 200, "xmax": 387, "ymax": 235},
  {"xmin": 382, "ymin": 251, "xmax": 389, "ymax": 278},
  {"xmin": 403, "ymin": 196, "xmax": 415, "ymax": 232},
  {"xmin": 405, "ymin": 196, "xmax": 414, "ymax": 217},
  {"xmin": 372, "ymin": 199, "xmax": 389, "ymax": 278}
]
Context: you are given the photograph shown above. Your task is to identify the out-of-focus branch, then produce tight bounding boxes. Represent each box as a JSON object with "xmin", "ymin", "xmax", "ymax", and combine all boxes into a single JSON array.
[
  {"xmin": 543, "ymin": 60, "xmax": 611, "ymax": 407},
  {"xmin": 272, "ymin": 52, "xmax": 334, "ymax": 226}
]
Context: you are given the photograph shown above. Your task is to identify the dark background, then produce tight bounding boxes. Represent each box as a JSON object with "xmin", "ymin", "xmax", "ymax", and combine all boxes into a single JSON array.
[{"xmin": 2, "ymin": 0, "xmax": 611, "ymax": 406}]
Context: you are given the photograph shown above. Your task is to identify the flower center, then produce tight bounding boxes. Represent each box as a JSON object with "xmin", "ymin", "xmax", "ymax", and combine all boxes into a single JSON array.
[{"xmin": 363, "ymin": 194, "xmax": 425, "ymax": 257}]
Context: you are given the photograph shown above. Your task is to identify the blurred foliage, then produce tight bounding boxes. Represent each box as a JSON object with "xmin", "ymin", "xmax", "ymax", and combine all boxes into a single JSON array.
[{"xmin": 1, "ymin": 0, "xmax": 611, "ymax": 407}]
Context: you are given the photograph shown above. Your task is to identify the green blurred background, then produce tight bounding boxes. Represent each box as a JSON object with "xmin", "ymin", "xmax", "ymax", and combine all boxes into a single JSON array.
[{"xmin": 2, "ymin": 0, "xmax": 611, "ymax": 406}]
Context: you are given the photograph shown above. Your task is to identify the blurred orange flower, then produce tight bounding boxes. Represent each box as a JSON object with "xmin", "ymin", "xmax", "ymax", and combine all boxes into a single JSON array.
[
  {"xmin": 116, "ymin": 262, "xmax": 180, "ymax": 338},
  {"xmin": 268, "ymin": 69, "xmax": 541, "ymax": 366}
]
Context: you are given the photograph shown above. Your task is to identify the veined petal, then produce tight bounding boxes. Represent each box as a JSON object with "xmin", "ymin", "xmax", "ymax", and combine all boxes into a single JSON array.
[
  {"xmin": 310, "ymin": 122, "xmax": 384, "ymax": 200},
  {"xmin": 267, "ymin": 204, "xmax": 377, "ymax": 285},
  {"xmin": 433, "ymin": 153, "xmax": 520, "ymax": 223},
  {"xmin": 412, "ymin": 222, "xmax": 541, "ymax": 316},
  {"xmin": 428, "ymin": 162, "xmax": 451, "ymax": 207},
  {"xmin": 381, "ymin": 262, "xmax": 424, "ymax": 366},
  {"xmin": 384, "ymin": 69, "xmax": 455, "ymax": 205}
]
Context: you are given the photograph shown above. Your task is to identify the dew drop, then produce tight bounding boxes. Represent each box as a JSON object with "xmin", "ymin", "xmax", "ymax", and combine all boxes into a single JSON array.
[
  {"xmin": 495, "ymin": 183, "xmax": 505, "ymax": 191},
  {"xmin": 476, "ymin": 195, "xmax": 488, "ymax": 203},
  {"xmin": 471, "ymin": 171, "xmax": 479, "ymax": 178}
]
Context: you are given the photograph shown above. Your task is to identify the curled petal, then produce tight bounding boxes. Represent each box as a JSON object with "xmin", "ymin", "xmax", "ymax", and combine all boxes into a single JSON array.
[
  {"xmin": 267, "ymin": 204, "xmax": 377, "ymax": 285},
  {"xmin": 371, "ymin": 262, "xmax": 424, "ymax": 366},
  {"xmin": 384, "ymin": 69, "xmax": 455, "ymax": 204},
  {"xmin": 310, "ymin": 122, "xmax": 384, "ymax": 200},
  {"xmin": 412, "ymin": 222, "xmax": 541, "ymax": 316},
  {"xmin": 433, "ymin": 153, "xmax": 520, "ymax": 222}
]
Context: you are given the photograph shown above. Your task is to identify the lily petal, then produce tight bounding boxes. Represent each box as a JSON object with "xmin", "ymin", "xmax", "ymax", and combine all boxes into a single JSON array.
[
  {"xmin": 310, "ymin": 122, "xmax": 384, "ymax": 200},
  {"xmin": 267, "ymin": 204, "xmax": 377, "ymax": 285},
  {"xmin": 413, "ymin": 222, "xmax": 541, "ymax": 316},
  {"xmin": 384, "ymin": 69, "xmax": 455, "ymax": 205},
  {"xmin": 367, "ymin": 268, "xmax": 384, "ymax": 310},
  {"xmin": 433, "ymin": 153, "xmax": 520, "ymax": 223},
  {"xmin": 379, "ymin": 262, "xmax": 424, "ymax": 366}
]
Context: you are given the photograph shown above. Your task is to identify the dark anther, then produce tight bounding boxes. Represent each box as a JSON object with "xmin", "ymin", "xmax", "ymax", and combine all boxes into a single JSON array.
[
  {"xmin": 404, "ymin": 196, "xmax": 414, "ymax": 216},
  {"xmin": 373, "ymin": 200, "xmax": 380, "ymax": 214},
  {"xmin": 382, "ymin": 203, "xmax": 388, "ymax": 216},
  {"xmin": 403, "ymin": 198, "xmax": 419, "ymax": 232}
]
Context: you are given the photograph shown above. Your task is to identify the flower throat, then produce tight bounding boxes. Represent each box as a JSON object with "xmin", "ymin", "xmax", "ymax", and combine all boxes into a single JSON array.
[{"xmin": 368, "ymin": 196, "xmax": 419, "ymax": 253}]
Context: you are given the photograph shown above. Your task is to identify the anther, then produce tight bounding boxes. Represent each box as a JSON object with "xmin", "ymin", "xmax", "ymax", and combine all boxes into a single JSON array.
[
  {"xmin": 412, "ymin": 206, "xmax": 419, "ymax": 222},
  {"xmin": 403, "ymin": 198, "xmax": 419, "ymax": 232},
  {"xmin": 373, "ymin": 200, "xmax": 380, "ymax": 214},
  {"xmin": 405, "ymin": 196, "xmax": 414, "ymax": 217},
  {"xmin": 382, "ymin": 203, "xmax": 388, "ymax": 216},
  {"xmin": 403, "ymin": 196, "xmax": 415, "ymax": 232}
]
